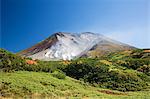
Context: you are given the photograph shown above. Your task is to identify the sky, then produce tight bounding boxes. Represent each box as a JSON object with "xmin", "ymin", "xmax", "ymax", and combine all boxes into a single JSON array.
[{"xmin": 1, "ymin": 0, "xmax": 150, "ymax": 52}]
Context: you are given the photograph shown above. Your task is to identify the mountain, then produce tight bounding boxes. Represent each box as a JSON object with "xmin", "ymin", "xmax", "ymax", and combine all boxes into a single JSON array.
[{"xmin": 18, "ymin": 32, "xmax": 135, "ymax": 60}]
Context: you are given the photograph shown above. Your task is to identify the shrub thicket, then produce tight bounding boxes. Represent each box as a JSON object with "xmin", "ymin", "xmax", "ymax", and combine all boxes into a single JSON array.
[
  {"xmin": 51, "ymin": 70, "xmax": 66, "ymax": 79},
  {"xmin": 0, "ymin": 48, "xmax": 64, "ymax": 73},
  {"xmin": 0, "ymin": 48, "xmax": 150, "ymax": 92},
  {"xmin": 63, "ymin": 61, "xmax": 148, "ymax": 91}
]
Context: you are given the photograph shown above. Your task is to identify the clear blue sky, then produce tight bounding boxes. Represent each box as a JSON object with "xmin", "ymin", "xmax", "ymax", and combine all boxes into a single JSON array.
[{"xmin": 1, "ymin": 0, "xmax": 150, "ymax": 52}]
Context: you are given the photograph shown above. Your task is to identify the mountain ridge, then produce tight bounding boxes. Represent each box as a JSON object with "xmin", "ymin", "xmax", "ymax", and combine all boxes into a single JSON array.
[{"xmin": 18, "ymin": 32, "xmax": 135, "ymax": 60}]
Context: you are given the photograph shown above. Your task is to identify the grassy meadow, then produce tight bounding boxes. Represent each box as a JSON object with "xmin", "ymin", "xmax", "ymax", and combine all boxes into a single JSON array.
[
  {"xmin": 0, "ymin": 71, "xmax": 150, "ymax": 99},
  {"xmin": 0, "ymin": 48, "xmax": 150, "ymax": 98}
]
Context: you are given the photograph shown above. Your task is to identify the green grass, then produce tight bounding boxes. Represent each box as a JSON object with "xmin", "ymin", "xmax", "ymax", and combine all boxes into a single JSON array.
[
  {"xmin": 0, "ymin": 71, "xmax": 150, "ymax": 99},
  {"xmin": 1, "ymin": 48, "xmax": 150, "ymax": 98}
]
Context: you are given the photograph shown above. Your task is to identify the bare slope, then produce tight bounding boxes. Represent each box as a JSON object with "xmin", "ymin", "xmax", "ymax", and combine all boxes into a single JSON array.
[{"xmin": 18, "ymin": 32, "xmax": 135, "ymax": 60}]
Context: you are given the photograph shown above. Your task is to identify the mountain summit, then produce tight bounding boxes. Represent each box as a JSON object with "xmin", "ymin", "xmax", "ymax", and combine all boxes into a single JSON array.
[{"xmin": 18, "ymin": 32, "xmax": 135, "ymax": 60}]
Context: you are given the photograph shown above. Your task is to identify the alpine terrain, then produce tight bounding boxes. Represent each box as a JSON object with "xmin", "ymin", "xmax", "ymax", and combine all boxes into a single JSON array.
[{"xmin": 18, "ymin": 32, "xmax": 135, "ymax": 60}]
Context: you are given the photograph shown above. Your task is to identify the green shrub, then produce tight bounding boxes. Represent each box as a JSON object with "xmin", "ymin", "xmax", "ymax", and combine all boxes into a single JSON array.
[
  {"xmin": 63, "ymin": 59, "xmax": 149, "ymax": 91},
  {"xmin": 51, "ymin": 71, "xmax": 66, "ymax": 79},
  {"xmin": 0, "ymin": 49, "xmax": 149, "ymax": 92},
  {"xmin": 116, "ymin": 58, "xmax": 150, "ymax": 70},
  {"xmin": 137, "ymin": 65, "xmax": 150, "ymax": 76},
  {"xmin": 108, "ymin": 70, "xmax": 148, "ymax": 91}
]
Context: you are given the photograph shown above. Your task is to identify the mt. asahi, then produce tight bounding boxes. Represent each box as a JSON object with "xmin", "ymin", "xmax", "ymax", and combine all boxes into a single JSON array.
[{"xmin": 18, "ymin": 32, "xmax": 135, "ymax": 60}]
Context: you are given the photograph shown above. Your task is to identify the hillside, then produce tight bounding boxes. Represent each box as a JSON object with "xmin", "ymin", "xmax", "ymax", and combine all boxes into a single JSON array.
[
  {"xmin": 1, "ymin": 71, "xmax": 150, "ymax": 99},
  {"xmin": 0, "ymin": 48, "xmax": 150, "ymax": 98},
  {"xmin": 18, "ymin": 32, "xmax": 135, "ymax": 60}
]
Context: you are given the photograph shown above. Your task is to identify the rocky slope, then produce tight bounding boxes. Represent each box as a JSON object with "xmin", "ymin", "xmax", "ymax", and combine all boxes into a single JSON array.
[{"xmin": 18, "ymin": 32, "xmax": 135, "ymax": 60}]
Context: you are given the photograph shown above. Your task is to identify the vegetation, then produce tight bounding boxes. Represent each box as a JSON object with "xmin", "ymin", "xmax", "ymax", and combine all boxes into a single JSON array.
[
  {"xmin": 105, "ymin": 49, "xmax": 150, "ymax": 75},
  {"xmin": 51, "ymin": 70, "xmax": 66, "ymax": 79},
  {"xmin": 0, "ymin": 48, "xmax": 150, "ymax": 98},
  {"xmin": 0, "ymin": 71, "xmax": 150, "ymax": 99},
  {"xmin": 0, "ymin": 49, "xmax": 27, "ymax": 72},
  {"xmin": 63, "ymin": 59, "xmax": 149, "ymax": 91},
  {"xmin": 0, "ymin": 48, "xmax": 63, "ymax": 72}
]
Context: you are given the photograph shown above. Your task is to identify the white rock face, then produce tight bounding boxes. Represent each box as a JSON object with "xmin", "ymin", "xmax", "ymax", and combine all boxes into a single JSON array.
[
  {"xmin": 28, "ymin": 32, "xmax": 129, "ymax": 60},
  {"xmin": 44, "ymin": 32, "xmax": 102, "ymax": 60},
  {"xmin": 29, "ymin": 32, "xmax": 104, "ymax": 60}
]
